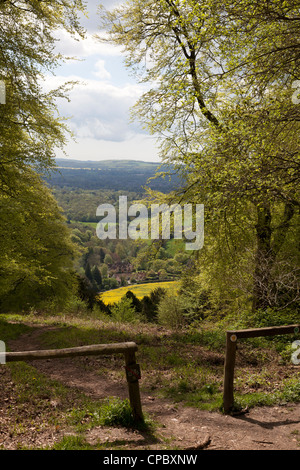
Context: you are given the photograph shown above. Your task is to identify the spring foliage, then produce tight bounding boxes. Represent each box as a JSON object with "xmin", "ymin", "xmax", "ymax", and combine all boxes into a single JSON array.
[
  {"xmin": 100, "ymin": 0, "xmax": 300, "ymax": 313},
  {"xmin": 0, "ymin": 0, "xmax": 86, "ymax": 310}
]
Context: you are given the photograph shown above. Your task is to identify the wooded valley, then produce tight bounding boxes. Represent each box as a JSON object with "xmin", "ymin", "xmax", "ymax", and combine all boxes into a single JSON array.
[{"xmin": 0, "ymin": 0, "xmax": 299, "ymax": 452}]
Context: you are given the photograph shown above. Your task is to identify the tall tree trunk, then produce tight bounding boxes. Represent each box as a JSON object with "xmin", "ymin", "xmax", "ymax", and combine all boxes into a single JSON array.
[
  {"xmin": 252, "ymin": 202, "xmax": 296, "ymax": 311},
  {"xmin": 252, "ymin": 203, "xmax": 272, "ymax": 311}
]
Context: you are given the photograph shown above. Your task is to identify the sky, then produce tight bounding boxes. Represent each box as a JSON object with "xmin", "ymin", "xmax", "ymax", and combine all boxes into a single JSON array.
[{"xmin": 48, "ymin": 0, "xmax": 161, "ymax": 163}]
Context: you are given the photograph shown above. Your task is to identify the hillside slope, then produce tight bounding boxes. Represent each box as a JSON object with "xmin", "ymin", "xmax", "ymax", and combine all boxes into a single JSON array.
[{"xmin": 45, "ymin": 159, "xmax": 181, "ymax": 192}]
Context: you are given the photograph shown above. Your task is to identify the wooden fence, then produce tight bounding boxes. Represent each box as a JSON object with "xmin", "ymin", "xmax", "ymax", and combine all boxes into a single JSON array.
[
  {"xmin": 4, "ymin": 341, "xmax": 143, "ymax": 423},
  {"xmin": 223, "ymin": 324, "xmax": 300, "ymax": 414},
  {"xmin": 3, "ymin": 324, "xmax": 300, "ymax": 420}
]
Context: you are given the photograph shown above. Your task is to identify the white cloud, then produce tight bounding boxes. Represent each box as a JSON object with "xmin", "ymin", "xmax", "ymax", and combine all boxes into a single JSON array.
[
  {"xmin": 56, "ymin": 133, "xmax": 160, "ymax": 162},
  {"xmin": 92, "ymin": 59, "xmax": 111, "ymax": 80},
  {"xmin": 44, "ymin": 72, "xmax": 147, "ymax": 143},
  {"xmin": 45, "ymin": 0, "xmax": 161, "ymax": 162},
  {"xmin": 55, "ymin": 29, "xmax": 123, "ymax": 60}
]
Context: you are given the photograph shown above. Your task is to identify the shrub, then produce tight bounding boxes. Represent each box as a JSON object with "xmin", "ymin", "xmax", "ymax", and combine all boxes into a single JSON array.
[
  {"xmin": 157, "ymin": 294, "xmax": 186, "ymax": 329},
  {"xmin": 249, "ymin": 308, "xmax": 300, "ymax": 328},
  {"xmin": 62, "ymin": 295, "xmax": 90, "ymax": 315},
  {"xmin": 110, "ymin": 297, "xmax": 139, "ymax": 323}
]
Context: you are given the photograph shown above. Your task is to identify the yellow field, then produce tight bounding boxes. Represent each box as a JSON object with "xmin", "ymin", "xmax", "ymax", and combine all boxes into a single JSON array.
[{"xmin": 99, "ymin": 281, "xmax": 180, "ymax": 305}]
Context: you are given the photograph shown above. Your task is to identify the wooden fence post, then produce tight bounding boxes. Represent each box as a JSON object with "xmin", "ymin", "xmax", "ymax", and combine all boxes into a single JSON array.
[
  {"xmin": 222, "ymin": 324, "xmax": 300, "ymax": 414},
  {"xmin": 124, "ymin": 350, "xmax": 143, "ymax": 423},
  {"xmin": 223, "ymin": 332, "xmax": 237, "ymax": 414}
]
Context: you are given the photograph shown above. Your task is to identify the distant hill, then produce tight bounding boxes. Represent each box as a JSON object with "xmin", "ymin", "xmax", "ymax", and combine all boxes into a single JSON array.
[{"xmin": 45, "ymin": 159, "xmax": 182, "ymax": 192}]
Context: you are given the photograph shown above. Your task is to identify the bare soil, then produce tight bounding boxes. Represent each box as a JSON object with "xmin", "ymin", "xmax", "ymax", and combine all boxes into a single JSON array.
[{"xmin": 1, "ymin": 325, "xmax": 300, "ymax": 451}]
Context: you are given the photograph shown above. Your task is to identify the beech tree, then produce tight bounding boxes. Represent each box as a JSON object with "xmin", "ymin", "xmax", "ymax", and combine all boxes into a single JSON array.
[
  {"xmin": 0, "ymin": 1, "xmax": 85, "ymax": 310},
  {"xmin": 100, "ymin": 0, "xmax": 300, "ymax": 312},
  {"xmin": 0, "ymin": 0, "xmax": 85, "ymax": 181},
  {"xmin": 0, "ymin": 167, "xmax": 79, "ymax": 311}
]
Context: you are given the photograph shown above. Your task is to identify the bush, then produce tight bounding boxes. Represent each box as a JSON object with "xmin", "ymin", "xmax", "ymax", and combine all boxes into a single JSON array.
[
  {"xmin": 94, "ymin": 296, "xmax": 111, "ymax": 316},
  {"xmin": 249, "ymin": 308, "xmax": 300, "ymax": 328},
  {"xmin": 110, "ymin": 297, "xmax": 140, "ymax": 323},
  {"xmin": 157, "ymin": 294, "xmax": 186, "ymax": 329},
  {"xmin": 62, "ymin": 296, "xmax": 90, "ymax": 315},
  {"xmin": 102, "ymin": 277, "xmax": 119, "ymax": 290}
]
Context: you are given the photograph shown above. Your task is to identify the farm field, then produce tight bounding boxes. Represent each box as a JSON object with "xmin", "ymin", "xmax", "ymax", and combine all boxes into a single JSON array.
[{"xmin": 99, "ymin": 281, "xmax": 180, "ymax": 305}]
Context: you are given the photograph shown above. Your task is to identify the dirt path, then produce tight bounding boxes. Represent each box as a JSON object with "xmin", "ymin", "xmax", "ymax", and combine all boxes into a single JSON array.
[{"xmin": 4, "ymin": 325, "xmax": 300, "ymax": 451}]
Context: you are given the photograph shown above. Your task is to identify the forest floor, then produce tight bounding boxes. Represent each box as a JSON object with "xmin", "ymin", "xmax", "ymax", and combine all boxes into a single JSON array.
[{"xmin": 1, "ymin": 322, "xmax": 300, "ymax": 451}]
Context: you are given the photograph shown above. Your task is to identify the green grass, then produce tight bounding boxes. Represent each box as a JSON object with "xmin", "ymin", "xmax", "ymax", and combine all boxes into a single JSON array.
[
  {"xmin": 233, "ymin": 378, "xmax": 300, "ymax": 410},
  {"xmin": 68, "ymin": 396, "xmax": 150, "ymax": 431},
  {"xmin": 9, "ymin": 361, "xmax": 69, "ymax": 403},
  {"xmin": 39, "ymin": 323, "xmax": 138, "ymax": 350},
  {"xmin": 71, "ymin": 220, "xmax": 98, "ymax": 229},
  {"xmin": 0, "ymin": 317, "xmax": 34, "ymax": 343},
  {"xmin": 4, "ymin": 358, "xmax": 152, "ymax": 449},
  {"xmin": 52, "ymin": 435, "xmax": 94, "ymax": 450},
  {"xmin": 92, "ymin": 397, "xmax": 139, "ymax": 427},
  {"xmin": 1, "ymin": 312, "xmax": 299, "ymax": 449}
]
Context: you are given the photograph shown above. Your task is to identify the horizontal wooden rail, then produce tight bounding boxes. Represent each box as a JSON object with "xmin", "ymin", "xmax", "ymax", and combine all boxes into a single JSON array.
[
  {"xmin": 5, "ymin": 342, "xmax": 138, "ymax": 362},
  {"xmin": 226, "ymin": 324, "xmax": 300, "ymax": 340},
  {"xmin": 223, "ymin": 324, "xmax": 300, "ymax": 414},
  {"xmin": 3, "ymin": 341, "xmax": 143, "ymax": 423}
]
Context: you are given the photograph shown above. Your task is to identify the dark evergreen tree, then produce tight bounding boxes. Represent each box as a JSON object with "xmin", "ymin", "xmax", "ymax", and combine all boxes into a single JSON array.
[
  {"xmin": 141, "ymin": 295, "xmax": 155, "ymax": 322},
  {"xmin": 84, "ymin": 263, "xmax": 93, "ymax": 283},
  {"xmin": 92, "ymin": 265, "xmax": 102, "ymax": 290},
  {"xmin": 123, "ymin": 291, "xmax": 142, "ymax": 313},
  {"xmin": 99, "ymin": 248, "xmax": 105, "ymax": 263},
  {"xmin": 75, "ymin": 274, "xmax": 96, "ymax": 310}
]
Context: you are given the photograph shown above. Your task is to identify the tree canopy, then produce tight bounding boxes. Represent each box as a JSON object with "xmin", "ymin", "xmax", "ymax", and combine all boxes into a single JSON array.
[
  {"xmin": 0, "ymin": 0, "xmax": 86, "ymax": 310},
  {"xmin": 100, "ymin": 0, "xmax": 300, "ymax": 313},
  {"xmin": 0, "ymin": 167, "xmax": 78, "ymax": 311},
  {"xmin": 0, "ymin": 0, "xmax": 85, "ymax": 179}
]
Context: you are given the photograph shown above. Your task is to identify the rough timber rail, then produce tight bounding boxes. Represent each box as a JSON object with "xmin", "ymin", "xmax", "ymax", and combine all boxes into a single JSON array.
[
  {"xmin": 3, "ymin": 341, "xmax": 143, "ymax": 423},
  {"xmin": 3, "ymin": 324, "xmax": 299, "ymax": 419}
]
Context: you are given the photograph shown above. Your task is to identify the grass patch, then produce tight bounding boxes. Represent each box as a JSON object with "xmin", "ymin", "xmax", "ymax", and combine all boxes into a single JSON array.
[
  {"xmin": 164, "ymin": 377, "xmax": 223, "ymax": 411},
  {"xmin": 9, "ymin": 361, "xmax": 72, "ymax": 404},
  {"xmin": 168, "ymin": 327, "xmax": 226, "ymax": 350},
  {"xmin": 3, "ymin": 359, "xmax": 153, "ymax": 450},
  {"xmin": 158, "ymin": 359, "xmax": 224, "ymax": 411},
  {"xmin": 68, "ymin": 396, "xmax": 150, "ymax": 431},
  {"xmin": 39, "ymin": 324, "xmax": 139, "ymax": 350},
  {"xmin": 93, "ymin": 397, "xmax": 139, "ymax": 427},
  {"xmin": 52, "ymin": 435, "xmax": 94, "ymax": 450},
  {"xmin": 0, "ymin": 317, "xmax": 34, "ymax": 343},
  {"xmin": 1, "ymin": 312, "xmax": 299, "ymax": 451}
]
